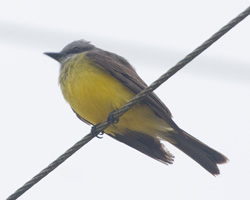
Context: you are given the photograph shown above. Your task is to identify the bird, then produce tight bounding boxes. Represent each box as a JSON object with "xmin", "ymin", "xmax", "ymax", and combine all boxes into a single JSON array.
[{"xmin": 45, "ymin": 39, "xmax": 228, "ymax": 175}]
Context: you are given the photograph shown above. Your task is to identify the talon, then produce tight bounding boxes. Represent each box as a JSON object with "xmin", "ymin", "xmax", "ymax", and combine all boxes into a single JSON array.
[
  {"xmin": 107, "ymin": 110, "xmax": 119, "ymax": 125},
  {"xmin": 91, "ymin": 124, "xmax": 104, "ymax": 139},
  {"xmin": 96, "ymin": 131, "xmax": 104, "ymax": 139}
]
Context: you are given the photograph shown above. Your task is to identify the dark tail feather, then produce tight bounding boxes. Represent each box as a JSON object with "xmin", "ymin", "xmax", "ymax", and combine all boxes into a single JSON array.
[
  {"xmin": 108, "ymin": 129, "xmax": 228, "ymax": 175},
  {"xmin": 169, "ymin": 130, "xmax": 228, "ymax": 175}
]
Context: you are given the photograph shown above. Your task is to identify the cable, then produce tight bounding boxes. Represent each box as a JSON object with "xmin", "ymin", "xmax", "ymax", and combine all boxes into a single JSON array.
[{"xmin": 6, "ymin": 5, "xmax": 250, "ymax": 200}]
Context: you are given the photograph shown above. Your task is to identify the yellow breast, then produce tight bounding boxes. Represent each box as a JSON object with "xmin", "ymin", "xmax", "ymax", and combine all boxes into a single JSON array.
[
  {"xmin": 59, "ymin": 53, "xmax": 135, "ymax": 125},
  {"xmin": 59, "ymin": 53, "xmax": 170, "ymax": 136}
]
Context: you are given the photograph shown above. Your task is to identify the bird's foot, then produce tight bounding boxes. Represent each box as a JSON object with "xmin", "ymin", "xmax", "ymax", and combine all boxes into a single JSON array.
[
  {"xmin": 91, "ymin": 124, "xmax": 104, "ymax": 139},
  {"xmin": 107, "ymin": 110, "xmax": 119, "ymax": 127}
]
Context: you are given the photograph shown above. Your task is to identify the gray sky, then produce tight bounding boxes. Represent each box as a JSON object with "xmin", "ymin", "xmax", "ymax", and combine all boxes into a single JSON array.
[{"xmin": 1, "ymin": 1, "xmax": 250, "ymax": 200}]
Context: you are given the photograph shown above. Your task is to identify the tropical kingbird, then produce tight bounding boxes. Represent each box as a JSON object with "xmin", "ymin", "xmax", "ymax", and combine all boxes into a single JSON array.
[{"xmin": 45, "ymin": 40, "xmax": 228, "ymax": 175}]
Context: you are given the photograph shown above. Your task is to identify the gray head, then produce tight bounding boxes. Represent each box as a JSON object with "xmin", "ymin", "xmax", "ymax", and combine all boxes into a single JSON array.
[{"xmin": 44, "ymin": 40, "xmax": 95, "ymax": 64}]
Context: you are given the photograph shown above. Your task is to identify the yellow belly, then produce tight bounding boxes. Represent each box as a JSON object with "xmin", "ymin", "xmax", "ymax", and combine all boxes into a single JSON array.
[{"xmin": 59, "ymin": 53, "xmax": 168, "ymax": 135}]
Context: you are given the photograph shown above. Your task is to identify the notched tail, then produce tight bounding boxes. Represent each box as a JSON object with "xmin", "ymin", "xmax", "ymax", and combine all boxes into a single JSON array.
[
  {"xmin": 169, "ymin": 130, "xmax": 228, "ymax": 175},
  {"xmin": 107, "ymin": 128, "xmax": 228, "ymax": 175}
]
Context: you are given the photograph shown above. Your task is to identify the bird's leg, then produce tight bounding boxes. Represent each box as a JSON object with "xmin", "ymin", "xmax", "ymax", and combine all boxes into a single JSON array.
[
  {"xmin": 91, "ymin": 110, "xmax": 119, "ymax": 138},
  {"xmin": 107, "ymin": 110, "xmax": 119, "ymax": 127},
  {"xmin": 91, "ymin": 124, "xmax": 104, "ymax": 139}
]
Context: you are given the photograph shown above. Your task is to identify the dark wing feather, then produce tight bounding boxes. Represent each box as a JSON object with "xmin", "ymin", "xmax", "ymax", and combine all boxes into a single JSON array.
[
  {"xmin": 109, "ymin": 129, "xmax": 174, "ymax": 165},
  {"xmin": 86, "ymin": 49, "xmax": 174, "ymax": 122}
]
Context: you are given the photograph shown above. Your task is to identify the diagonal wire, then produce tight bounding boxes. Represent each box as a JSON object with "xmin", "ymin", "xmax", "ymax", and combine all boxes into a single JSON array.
[{"xmin": 6, "ymin": 6, "xmax": 250, "ymax": 200}]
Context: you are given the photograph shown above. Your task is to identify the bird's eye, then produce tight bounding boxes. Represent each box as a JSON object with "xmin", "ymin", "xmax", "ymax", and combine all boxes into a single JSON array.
[{"xmin": 72, "ymin": 47, "xmax": 80, "ymax": 53}]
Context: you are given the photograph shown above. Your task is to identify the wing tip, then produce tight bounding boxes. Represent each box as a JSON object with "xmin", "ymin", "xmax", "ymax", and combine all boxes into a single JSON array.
[{"xmin": 109, "ymin": 130, "xmax": 175, "ymax": 165}]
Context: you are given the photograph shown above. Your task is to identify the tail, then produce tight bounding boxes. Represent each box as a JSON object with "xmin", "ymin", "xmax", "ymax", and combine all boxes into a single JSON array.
[
  {"xmin": 108, "ymin": 129, "xmax": 228, "ymax": 175},
  {"xmin": 163, "ymin": 130, "xmax": 228, "ymax": 175}
]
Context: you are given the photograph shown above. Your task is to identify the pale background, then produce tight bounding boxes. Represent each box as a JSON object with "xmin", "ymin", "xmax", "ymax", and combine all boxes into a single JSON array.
[{"xmin": 1, "ymin": 1, "xmax": 250, "ymax": 200}]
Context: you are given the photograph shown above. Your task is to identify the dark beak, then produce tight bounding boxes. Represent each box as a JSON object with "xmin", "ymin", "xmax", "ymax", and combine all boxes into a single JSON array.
[{"xmin": 44, "ymin": 52, "xmax": 65, "ymax": 62}]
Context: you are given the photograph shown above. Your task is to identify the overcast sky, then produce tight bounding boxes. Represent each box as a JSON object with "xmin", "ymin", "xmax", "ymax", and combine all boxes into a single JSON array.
[{"xmin": 1, "ymin": 1, "xmax": 250, "ymax": 200}]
